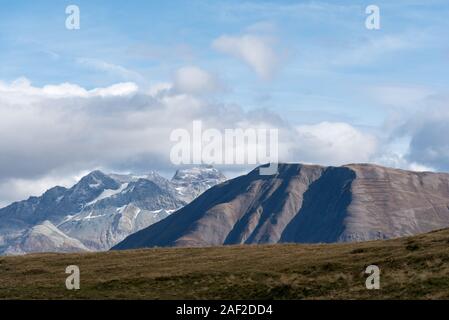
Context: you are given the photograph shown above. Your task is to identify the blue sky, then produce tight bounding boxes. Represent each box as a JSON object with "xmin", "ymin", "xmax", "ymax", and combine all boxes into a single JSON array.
[
  {"xmin": 1, "ymin": 0, "xmax": 449, "ymax": 205},
  {"xmin": 1, "ymin": 0, "xmax": 448, "ymax": 126}
]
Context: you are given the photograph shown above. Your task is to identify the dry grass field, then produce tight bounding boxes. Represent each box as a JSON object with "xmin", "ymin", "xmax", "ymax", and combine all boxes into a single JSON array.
[{"xmin": 1, "ymin": 228, "xmax": 449, "ymax": 300}]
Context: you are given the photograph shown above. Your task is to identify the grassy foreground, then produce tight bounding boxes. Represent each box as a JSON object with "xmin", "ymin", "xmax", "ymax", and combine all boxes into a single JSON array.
[{"xmin": 1, "ymin": 229, "xmax": 449, "ymax": 299}]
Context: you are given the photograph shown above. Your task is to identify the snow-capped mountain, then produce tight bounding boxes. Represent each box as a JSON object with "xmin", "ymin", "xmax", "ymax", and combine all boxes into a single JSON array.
[
  {"xmin": 58, "ymin": 177, "xmax": 185, "ymax": 250},
  {"xmin": 171, "ymin": 166, "xmax": 227, "ymax": 202},
  {"xmin": 0, "ymin": 166, "xmax": 226, "ymax": 255},
  {"xmin": 0, "ymin": 170, "xmax": 119, "ymax": 237}
]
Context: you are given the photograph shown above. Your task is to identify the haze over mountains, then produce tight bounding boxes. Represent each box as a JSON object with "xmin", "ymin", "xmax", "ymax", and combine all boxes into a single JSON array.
[
  {"xmin": 0, "ymin": 166, "xmax": 226, "ymax": 255},
  {"xmin": 114, "ymin": 163, "xmax": 449, "ymax": 250}
]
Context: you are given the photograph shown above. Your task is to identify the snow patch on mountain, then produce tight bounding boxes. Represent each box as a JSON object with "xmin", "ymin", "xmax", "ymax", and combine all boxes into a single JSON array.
[
  {"xmin": 0, "ymin": 166, "xmax": 226, "ymax": 255},
  {"xmin": 86, "ymin": 183, "xmax": 129, "ymax": 206}
]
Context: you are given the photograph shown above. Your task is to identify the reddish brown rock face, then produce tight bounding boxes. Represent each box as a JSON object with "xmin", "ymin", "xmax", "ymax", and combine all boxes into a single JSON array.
[{"xmin": 114, "ymin": 163, "xmax": 449, "ymax": 249}]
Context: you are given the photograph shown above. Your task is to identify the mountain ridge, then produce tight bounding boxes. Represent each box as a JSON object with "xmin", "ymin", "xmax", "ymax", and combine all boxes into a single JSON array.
[
  {"xmin": 0, "ymin": 165, "xmax": 226, "ymax": 254},
  {"xmin": 113, "ymin": 162, "xmax": 449, "ymax": 250}
]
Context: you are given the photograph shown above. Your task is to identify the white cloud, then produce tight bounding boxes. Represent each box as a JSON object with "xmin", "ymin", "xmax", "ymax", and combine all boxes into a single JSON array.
[
  {"xmin": 0, "ymin": 78, "xmax": 138, "ymax": 101},
  {"xmin": 5, "ymin": 76, "xmax": 435, "ymax": 206},
  {"xmin": 373, "ymin": 151, "xmax": 435, "ymax": 173},
  {"xmin": 173, "ymin": 66, "xmax": 222, "ymax": 94},
  {"xmin": 404, "ymin": 112, "xmax": 449, "ymax": 171},
  {"xmin": 408, "ymin": 162, "xmax": 434, "ymax": 172},
  {"xmin": 212, "ymin": 33, "xmax": 281, "ymax": 79},
  {"xmin": 378, "ymin": 90, "xmax": 449, "ymax": 172},
  {"xmin": 147, "ymin": 82, "xmax": 173, "ymax": 97},
  {"xmin": 292, "ymin": 122, "xmax": 378, "ymax": 165},
  {"xmin": 0, "ymin": 77, "xmax": 292, "ymax": 204},
  {"xmin": 89, "ymin": 82, "xmax": 139, "ymax": 97}
]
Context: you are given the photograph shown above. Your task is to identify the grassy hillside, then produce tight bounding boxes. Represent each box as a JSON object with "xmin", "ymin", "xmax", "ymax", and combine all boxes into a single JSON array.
[{"xmin": 1, "ymin": 228, "xmax": 449, "ymax": 299}]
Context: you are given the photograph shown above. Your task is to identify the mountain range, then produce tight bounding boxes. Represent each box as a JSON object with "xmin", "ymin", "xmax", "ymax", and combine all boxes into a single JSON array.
[
  {"xmin": 0, "ymin": 166, "xmax": 226, "ymax": 255},
  {"xmin": 3, "ymin": 162, "xmax": 449, "ymax": 255},
  {"xmin": 113, "ymin": 163, "xmax": 449, "ymax": 250}
]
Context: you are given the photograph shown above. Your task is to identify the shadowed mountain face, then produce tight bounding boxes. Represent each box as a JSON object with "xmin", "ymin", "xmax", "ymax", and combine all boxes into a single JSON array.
[
  {"xmin": 113, "ymin": 163, "xmax": 449, "ymax": 250},
  {"xmin": 0, "ymin": 171, "xmax": 119, "ymax": 234},
  {"xmin": 0, "ymin": 166, "xmax": 226, "ymax": 254}
]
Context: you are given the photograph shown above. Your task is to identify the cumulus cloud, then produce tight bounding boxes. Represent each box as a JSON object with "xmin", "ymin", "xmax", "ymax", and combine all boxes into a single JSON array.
[
  {"xmin": 147, "ymin": 82, "xmax": 173, "ymax": 97},
  {"xmin": 291, "ymin": 122, "xmax": 378, "ymax": 165},
  {"xmin": 3, "ymin": 76, "xmax": 425, "ymax": 206},
  {"xmin": 0, "ymin": 78, "xmax": 138, "ymax": 101},
  {"xmin": 400, "ymin": 110, "xmax": 449, "ymax": 171},
  {"xmin": 0, "ymin": 77, "xmax": 293, "ymax": 205},
  {"xmin": 372, "ymin": 147, "xmax": 435, "ymax": 173},
  {"xmin": 212, "ymin": 33, "xmax": 281, "ymax": 79},
  {"xmin": 370, "ymin": 86, "xmax": 449, "ymax": 172},
  {"xmin": 173, "ymin": 66, "xmax": 223, "ymax": 94}
]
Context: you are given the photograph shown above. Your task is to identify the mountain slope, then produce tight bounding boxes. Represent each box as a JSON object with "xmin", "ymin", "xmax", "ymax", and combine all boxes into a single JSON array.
[
  {"xmin": 58, "ymin": 167, "xmax": 226, "ymax": 250},
  {"xmin": 171, "ymin": 165, "xmax": 227, "ymax": 202},
  {"xmin": 0, "ymin": 171, "xmax": 120, "ymax": 233},
  {"xmin": 0, "ymin": 166, "xmax": 226, "ymax": 254},
  {"xmin": 114, "ymin": 163, "xmax": 449, "ymax": 250},
  {"xmin": 3, "ymin": 221, "xmax": 90, "ymax": 255},
  {"xmin": 58, "ymin": 178, "xmax": 185, "ymax": 250}
]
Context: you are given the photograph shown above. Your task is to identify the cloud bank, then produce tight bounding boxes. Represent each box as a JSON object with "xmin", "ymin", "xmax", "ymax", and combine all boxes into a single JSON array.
[
  {"xmin": 1, "ymin": 72, "xmax": 446, "ymax": 206},
  {"xmin": 0, "ymin": 74, "xmax": 387, "ymax": 206}
]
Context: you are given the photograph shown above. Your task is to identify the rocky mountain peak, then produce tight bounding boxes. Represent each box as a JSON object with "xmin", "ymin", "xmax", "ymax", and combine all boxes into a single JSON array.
[
  {"xmin": 113, "ymin": 162, "xmax": 449, "ymax": 250},
  {"xmin": 171, "ymin": 165, "xmax": 227, "ymax": 202},
  {"xmin": 0, "ymin": 165, "xmax": 226, "ymax": 254}
]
